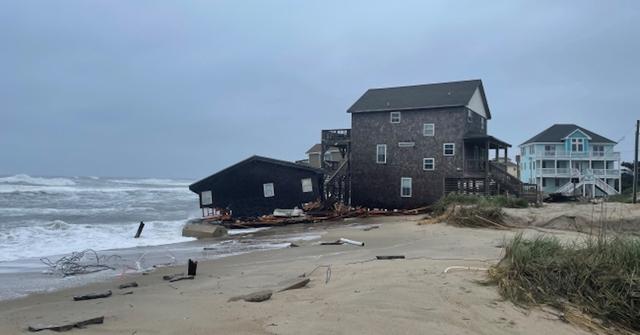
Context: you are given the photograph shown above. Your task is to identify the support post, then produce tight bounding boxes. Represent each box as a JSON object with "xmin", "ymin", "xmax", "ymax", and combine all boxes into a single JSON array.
[
  {"xmin": 134, "ymin": 221, "xmax": 145, "ymax": 238},
  {"xmin": 633, "ymin": 120, "xmax": 639, "ymax": 203}
]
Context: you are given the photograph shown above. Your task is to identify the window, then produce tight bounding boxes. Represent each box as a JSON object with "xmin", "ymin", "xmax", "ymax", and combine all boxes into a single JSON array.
[
  {"xmin": 529, "ymin": 145, "xmax": 535, "ymax": 154},
  {"xmin": 593, "ymin": 145, "xmax": 604, "ymax": 157},
  {"xmin": 443, "ymin": 143, "xmax": 455, "ymax": 156},
  {"xmin": 400, "ymin": 177, "xmax": 412, "ymax": 197},
  {"xmin": 521, "ymin": 147, "xmax": 525, "ymax": 156},
  {"xmin": 544, "ymin": 145, "xmax": 555, "ymax": 156},
  {"xmin": 301, "ymin": 178, "xmax": 313, "ymax": 193},
  {"xmin": 423, "ymin": 123, "xmax": 435, "ymax": 136},
  {"xmin": 423, "ymin": 158, "xmax": 435, "ymax": 171},
  {"xmin": 263, "ymin": 183, "xmax": 275, "ymax": 198},
  {"xmin": 201, "ymin": 191, "xmax": 212, "ymax": 206},
  {"xmin": 555, "ymin": 179, "xmax": 561, "ymax": 187},
  {"xmin": 390, "ymin": 112, "xmax": 401, "ymax": 123},
  {"xmin": 542, "ymin": 178, "xmax": 547, "ymax": 187},
  {"xmin": 480, "ymin": 118, "xmax": 484, "ymax": 130},
  {"xmin": 376, "ymin": 144, "xmax": 387, "ymax": 163},
  {"xmin": 467, "ymin": 110, "xmax": 473, "ymax": 123},
  {"xmin": 571, "ymin": 138, "xmax": 584, "ymax": 152}
]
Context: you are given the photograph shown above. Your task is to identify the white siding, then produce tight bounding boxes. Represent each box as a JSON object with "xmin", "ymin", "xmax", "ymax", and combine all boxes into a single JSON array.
[{"xmin": 466, "ymin": 87, "xmax": 488, "ymax": 119}]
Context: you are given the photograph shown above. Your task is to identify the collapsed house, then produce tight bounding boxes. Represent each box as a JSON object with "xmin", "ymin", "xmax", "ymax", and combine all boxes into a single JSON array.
[{"xmin": 189, "ymin": 155, "xmax": 324, "ymax": 218}]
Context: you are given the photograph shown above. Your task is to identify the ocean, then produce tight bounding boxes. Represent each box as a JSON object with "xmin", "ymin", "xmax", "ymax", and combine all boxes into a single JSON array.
[
  {"xmin": 0, "ymin": 174, "xmax": 200, "ymax": 262},
  {"xmin": 0, "ymin": 174, "xmax": 324, "ymax": 300}
]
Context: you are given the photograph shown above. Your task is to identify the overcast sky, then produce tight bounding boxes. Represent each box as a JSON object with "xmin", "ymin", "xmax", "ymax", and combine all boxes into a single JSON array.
[{"xmin": 2, "ymin": 1, "xmax": 639, "ymax": 179}]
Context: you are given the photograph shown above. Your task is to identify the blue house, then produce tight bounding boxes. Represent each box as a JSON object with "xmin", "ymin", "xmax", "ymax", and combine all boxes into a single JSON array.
[{"xmin": 519, "ymin": 124, "xmax": 621, "ymax": 197}]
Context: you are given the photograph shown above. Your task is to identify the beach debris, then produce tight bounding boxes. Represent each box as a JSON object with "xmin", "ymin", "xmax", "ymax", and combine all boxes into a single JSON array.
[
  {"xmin": 182, "ymin": 224, "xmax": 227, "ymax": 238},
  {"xmin": 169, "ymin": 275, "xmax": 195, "ymax": 283},
  {"xmin": 301, "ymin": 265, "xmax": 332, "ymax": 284},
  {"xmin": 288, "ymin": 243, "xmax": 300, "ymax": 248},
  {"xmin": 134, "ymin": 221, "xmax": 145, "ymax": 238},
  {"xmin": 339, "ymin": 238, "xmax": 364, "ymax": 246},
  {"xmin": 188, "ymin": 259, "xmax": 198, "ymax": 276},
  {"xmin": 376, "ymin": 255, "xmax": 405, "ymax": 260},
  {"xmin": 28, "ymin": 316, "xmax": 104, "ymax": 332},
  {"xmin": 228, "ymin": 290, "xmax": 273, "ymax": 303},
  {"xmin": 273, "ymin": 208, "xmax": 305, "ymax": 217},
  {"xmin": 162, "ymin": 273, "xmax": 185, "ymax": 281},
  {"xmin": 41, "ymin": 249, "xmax": 117, "ymax": 277},
  {"xmin": 320, "ymin": 238, "xmax": 365, "ymax": 247},
  {"xmin": 73, "ymin": 290, "xmax": 112, "ymax": 301},
  {"xmin": 277, "ymin": 278, "xmax": 311, "ymax": 292},
  {"xmin": 118, "ymin": 282, "xmax": 138, "ymax": 289},
  {"xmin": 121, "ymin": 291, "xmax": 134, "ymax": 295},
  {"xmin": 363, "ymin": 225, "xmax": 380, "ymax": 231},
  {"xmin": 443, "ymin": 266, "xmax": 489, "ymax": 274}
]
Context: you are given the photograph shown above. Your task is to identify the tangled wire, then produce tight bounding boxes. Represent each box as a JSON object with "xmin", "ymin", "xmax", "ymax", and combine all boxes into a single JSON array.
[{"xmin": 40, "ymin": 249, "xmax": 120, "ymax": 276}]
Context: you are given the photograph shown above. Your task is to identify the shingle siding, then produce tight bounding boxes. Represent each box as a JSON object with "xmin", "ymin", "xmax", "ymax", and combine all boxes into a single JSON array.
[{"xmin": 350, "ymin": 108, "xmax": 468, "ymax": 209}]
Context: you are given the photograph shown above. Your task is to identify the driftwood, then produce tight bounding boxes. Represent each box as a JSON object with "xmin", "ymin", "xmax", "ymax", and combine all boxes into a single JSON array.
[
  {"xmin": 277, "ymin": 278, "xmax": 310, "ymax": 292},
  {"xmin": 73, "ymin": 290, "xmax": 112, "ymax": 301},
  {"xmin": 228, "ymin": 290, "xmax": 273, "ymax": 303},
  {"xmin": 118, "ymin": 282, "xmax": 138, "ymax": 289},
  {"xmin": 162, "ymin": 273, "xmax": 185, "ymax": 281},
  {"xmin": 320, "ymin": 241, "xmax": 343, "ymax": 245},
  {"xmin": 363, "ymin": 225, "xmax": 380, "ymax": 231},
  {"xmin": 169, "ymin": 275, "xmax": 194, "ymax": 283},
  {"xmin": 28, "ymin": 316, "xmax": 104, "ymax": 332},
  {"xmin": 376, "ymin": 255, "xmax": 405, "ymax": 260}
]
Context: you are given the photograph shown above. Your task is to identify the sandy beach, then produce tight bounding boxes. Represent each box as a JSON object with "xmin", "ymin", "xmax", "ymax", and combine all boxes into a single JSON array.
[{"xmin": 0, "ymin": 215, "xmax": 593, "ymax": 335}]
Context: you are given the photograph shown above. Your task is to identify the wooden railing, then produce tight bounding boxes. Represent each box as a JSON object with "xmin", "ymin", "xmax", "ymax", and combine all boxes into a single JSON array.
[{"xmin": 322, "ymin": 129, "xmax": 351, "ymax": 143}]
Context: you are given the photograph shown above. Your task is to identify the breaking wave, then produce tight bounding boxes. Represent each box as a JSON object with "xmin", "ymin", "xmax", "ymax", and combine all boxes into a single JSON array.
[
  {"xmin": 109, "ymin": 178, "xmax": 191, "ymax": 186},
  {"xmin": 0, "ymin": 174, "xmax": 76, "ymax": 186}
]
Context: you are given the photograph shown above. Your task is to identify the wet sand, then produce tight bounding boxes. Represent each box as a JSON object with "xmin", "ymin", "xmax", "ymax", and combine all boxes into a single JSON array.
[{"xmin": 0, "ymin": 216, "xmax": 590, "ymax": 335}]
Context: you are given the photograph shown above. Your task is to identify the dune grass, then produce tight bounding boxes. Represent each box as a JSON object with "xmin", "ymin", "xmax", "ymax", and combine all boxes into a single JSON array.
[
  {"xmin": 488, "ymin": 233, "xmax": 640, "ymax": 332},
  {"xmin": 432, "ymin": 194, "xmax": 528, "ymax": 215}
]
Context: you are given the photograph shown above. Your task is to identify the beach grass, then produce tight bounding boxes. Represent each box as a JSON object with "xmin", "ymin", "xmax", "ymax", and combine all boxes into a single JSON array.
[{"xmin": 488, "ymin": 233, "xmax": 640, "ymax": 332}]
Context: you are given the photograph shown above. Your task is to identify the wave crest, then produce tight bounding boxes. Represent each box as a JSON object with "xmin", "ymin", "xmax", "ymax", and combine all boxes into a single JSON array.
[{"xmin": 0, "ymin": 174, "xmax": 76, "ymax": 186}]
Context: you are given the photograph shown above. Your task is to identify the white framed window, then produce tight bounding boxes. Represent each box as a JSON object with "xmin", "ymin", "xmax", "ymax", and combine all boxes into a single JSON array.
[
  {"xmin": 376, "ymin": 144, "xmax": 387, "ymax": 164},
  {"xmin": 423, "ymin": 158, "xmax": 435, "ymax": 171},
  {"xmin": 443, "ymin": 143, "xmax": 455, "ymax": 156},
  {"xmin": 529, "ymin": 145, "xmax": 535, "ymax": 154},
  {"xmin": 200, "ymin": 190, "xmax": 212, "ymax": 206},
  {"xmin": 401, "ymin": 177, "xmax": 412, "ymax": 197},
  {"xmin": 263, "ymin": 183, "xmax": 275, "ymax": 198},
  {"xmin": 592, "ymin": 145, "xmax": 604, "ymax": 156},
  {"xmin": 467, "ymin": 110, "xmax": 473, "ymax": 123},
  {"xmin": 571, "ymin": 138, "xmax": 584, "ymax": 152},
  {"xmin": 390, "ymin": 112, "xmax": 401, "ymax": 123},
  {"xmin": 301, "ymin": 178, "xmax": 313, "ymax": 193},
  {"xmin": 423, "ymin": 123, "xmax": 434, "ymax": 136}
]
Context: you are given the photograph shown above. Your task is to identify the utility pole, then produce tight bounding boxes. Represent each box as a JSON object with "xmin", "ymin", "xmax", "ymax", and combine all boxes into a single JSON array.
[{"xmin": 633, "ymin": 120, "xmax": 639, "ymax": 204}]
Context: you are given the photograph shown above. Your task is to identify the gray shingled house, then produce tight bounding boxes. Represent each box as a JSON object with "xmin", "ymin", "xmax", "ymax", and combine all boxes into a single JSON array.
[{"xmin": 323, "ymin": 79, "xmax": 532, "ymax": 209}]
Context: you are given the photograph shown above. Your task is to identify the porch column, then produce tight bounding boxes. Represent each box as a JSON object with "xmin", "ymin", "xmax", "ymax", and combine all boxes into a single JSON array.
[
  {"xmin": 485, "ymin": 139, "xmax": 490, "ymax": 195},
  {"xmin": 504, "ymin": 147, "xmax": 508, "ymax": 167}
]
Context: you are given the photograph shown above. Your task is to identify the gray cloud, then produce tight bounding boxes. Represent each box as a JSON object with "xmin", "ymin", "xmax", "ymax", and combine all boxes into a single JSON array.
[{"xmin": 1, "ymin": 0, "xmax": 639, "ymax": 178}]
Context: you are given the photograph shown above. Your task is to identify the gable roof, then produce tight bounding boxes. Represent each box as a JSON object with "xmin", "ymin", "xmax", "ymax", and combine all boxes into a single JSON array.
[
  {"xmin": 189, "ymin": 155, "xmax": 323, "ymax": 192},
  {"xmin": 521, "ymin": 124, "xmax": 616, "ymax": 145},
  {"xmin": 305, "ymin": 143, "xmax": 340, "ymax": 154},
  {"xmin": 347, "ymin": 79, "xmax": 491, "ymax": 119}
]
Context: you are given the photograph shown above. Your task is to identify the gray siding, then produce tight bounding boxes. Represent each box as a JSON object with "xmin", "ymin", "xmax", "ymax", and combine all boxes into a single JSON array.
[{"xmin": 350, "ymin": 108, "xmax": 469, "ymax": 209}]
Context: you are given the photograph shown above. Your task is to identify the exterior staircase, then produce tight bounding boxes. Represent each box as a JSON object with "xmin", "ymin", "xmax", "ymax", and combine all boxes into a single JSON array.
[{"xmin": 556, "ymin": 169, "xmax": 618, "ymax": 196}]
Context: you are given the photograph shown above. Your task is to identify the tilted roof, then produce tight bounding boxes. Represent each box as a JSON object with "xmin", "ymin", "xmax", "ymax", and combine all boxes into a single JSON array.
[
  {"xmin": 347, "ymin": 79, "xmax": 491, "ymax": 119},
  {"xmin": 189, "ymin": 155, "xmax": 324, "ymax": 192},
  {"xmin": 521, "ymin": 124, "xmax": 616, "ymax": 145}
]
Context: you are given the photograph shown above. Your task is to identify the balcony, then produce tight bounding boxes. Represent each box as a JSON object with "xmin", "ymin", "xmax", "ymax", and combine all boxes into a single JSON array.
[
  {"xmin": 533, "ymin": 150, "xmax": 620, "ymax": 161},
  {"xmin": 536, "ymin": 168, "xmax": 620, "ymax": 178},
  {"xmin": 321, "ymin": 129, "xmax": 351, "ymax": 146}
]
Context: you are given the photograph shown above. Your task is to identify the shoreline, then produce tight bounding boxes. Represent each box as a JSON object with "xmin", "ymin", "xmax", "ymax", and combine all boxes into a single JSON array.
[{"xmin": 0, "ymin": 215, "xmax": 592, "ymax": 334}]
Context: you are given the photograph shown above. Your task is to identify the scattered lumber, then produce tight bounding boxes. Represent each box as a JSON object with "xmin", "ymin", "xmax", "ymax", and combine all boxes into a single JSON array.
[
  {"xmin": 162, "ymin": 273, "xmax": 185, "ymax": 281},
  {"xmin": 169, "ymin": 275, "xmax": 194, "ymax": 283},
  {"xmin": 277, "ymin": 278, "xmax": 310, "ymax": 292},
  {"xmin": 339, "ymin": 238, "xmax": 364, "ymax": 247},
  {"xmin": 28, "ymin": 316, "xmax": 104, "ymax": 332},
  {"xmin": 228, "ymin": 290, "xmax": 273, "ymax": 303},
  {"xmin": 320, "ymin": 241, "xmax": 343, "ymax": 245},
  {"xmin": 118, "ymin": 282, "xmax": 138, "ymax": 289},
  {"xmin": 363, "ymin": 225, "xmax": 380, "ymax": 231},
  {"xmin": 73, "ymin": 290, "xmax": 112, "ymax": 301},
  {"xmin": 376, "ymin": 255, "xmax": 405, "ymax": 260}
]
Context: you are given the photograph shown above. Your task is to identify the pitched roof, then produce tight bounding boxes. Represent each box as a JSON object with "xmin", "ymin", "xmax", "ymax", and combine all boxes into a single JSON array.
[
  {"xmin": 521, "ymin": 124, "xmax": 616, "ymax": 145},
  {"xmin": 189, "ymin": 155, "xmax": 323, "ymax": 192},
  {"xmin": 305, "ymin": 143, "xmax": 341, "ymax": 154},
  {"xmin": 347, "ymin": 79, "xmax": 491, "ymax": 118}
]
